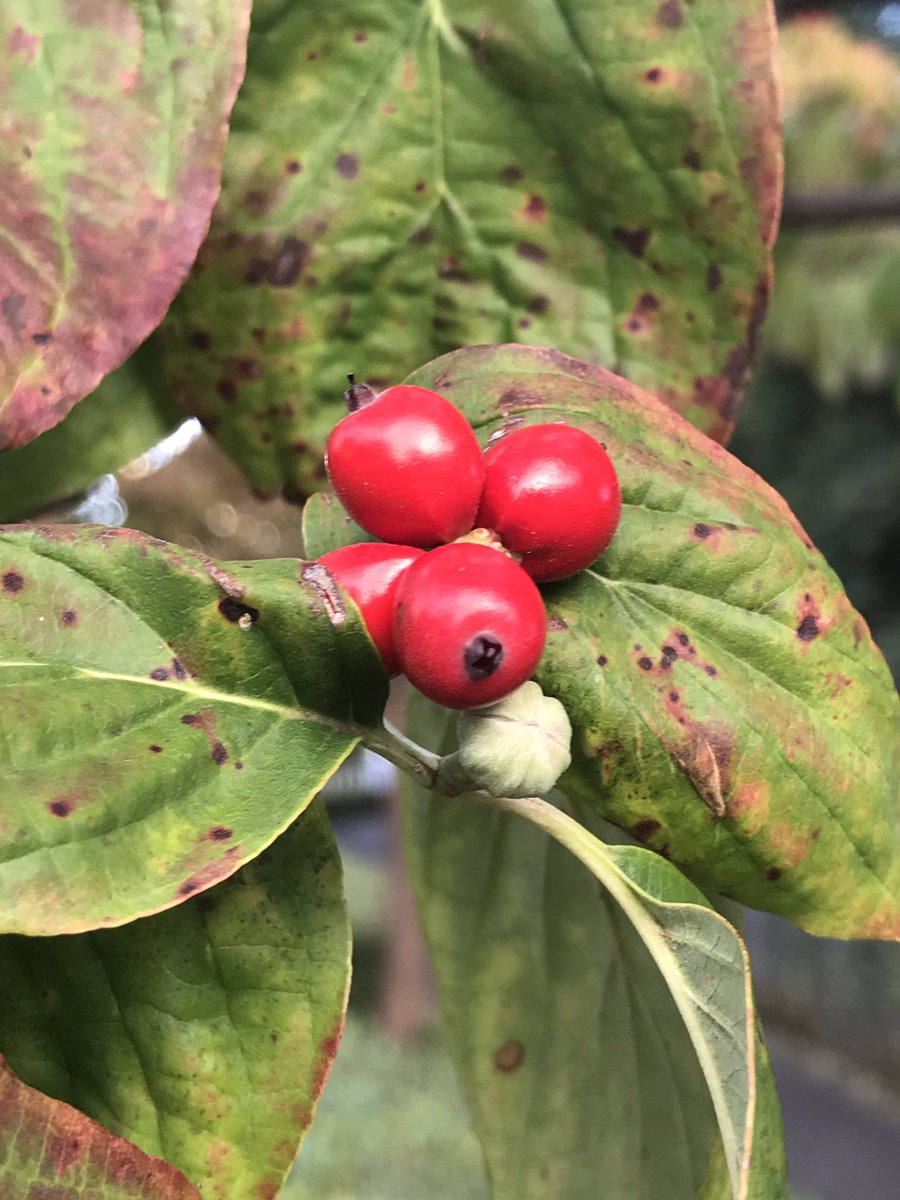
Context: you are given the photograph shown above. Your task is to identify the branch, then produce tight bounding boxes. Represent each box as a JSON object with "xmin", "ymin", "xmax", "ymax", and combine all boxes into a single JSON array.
[{"xmin": 781, "ymin": 185, "xmax": 900, "ymax": 229}]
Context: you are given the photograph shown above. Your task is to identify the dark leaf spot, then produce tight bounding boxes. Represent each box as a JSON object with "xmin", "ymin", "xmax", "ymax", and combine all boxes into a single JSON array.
[
  {"xmin": 149, "ymin": 745, "xmax": 163, "ymax": 753},
  {"xmin": 408, "ymin": 226, "xmax": 433, "ymax": 245},
  {"xmin": 660, "ymin": 645, "xmax": 677, "ymax": 668},
  {"xmin": 548, "ymin": 615, "xmax": 568, "ymax": 631},
  {"xmin": 527, "ymin": 294, "xmax": 549, "ymax": 315},
  {"xmin": 644, "ymin": 67, "xmax": 662, "ymax": 83},
  {"xmin": 493, "ymin": 1039, "xmax": 525, "ymax": 1073},
  {"xmin": 638, "ymin": 656, "xmax": 653, "ymax": 671},
  {"xmin": 217, "ymin": 379, "xmax": 237, "ymax": 403},
  {"xmin": 632, "ymin": 818, "xmax": 661, "ymax": 842},
  {"xmin": 669, "ymin": 691, "xmax": 680, "ymax": 703},
  {"xmin": 207, "ymin": 826, "xmax": 233, "ymax": 841},
  {"xmin": 523, "ymin": 193, "xmax": 546, "ymax": 220},
  {"xmin": 704, "ymin": 664, "xmax": 718, "ymax": 677},
  {"xmin": 797, "ymin": 614, "xmax": 820, "ymax": 642},
  {"xmin": 335, "ymin": 153, "xmax": 359, "ymax": 179},
  {"xmin": 766, "ymin": 867, "xmax": 782, "ymax": 881},
  {"xmin": 245, "ymin": 257, "xmax": 268, "ymax": 285},
  {"xmin": 48, "ymin": 799, "xmax": 72, "ymax": 818},
  {"xmin": 286, "ymin": 159, "xmax": 302, "ymax": 174},
  {"xmin": 235, "ymin": 761, "xmax": 244, "ymax": 770},
  {"xmin": 172, "ymin": 658, "xmax": 188, "ymax": 680},
  {"xmin": 613, "ymin": 227, "xmax": 650, "ymax": 258},
  {"xmin": 268, "ymin": 236, "xmax": 310, "ymax": 287},
  {"xmin": 677, "ymin": 632, "xmax": 690, "ymax": 647},
  {"xmin": 211, "ymin": 741, "xmax": 228, "ymax": 766},
  {"xmin": 32, "ymin": 331, "xmax": 51, "ymax": 345},
  {"xmin": 244, "ymin": 190, "xmax": 270, "ymax": 216},
  {"xmin": 150, "ymin": 667, "xmax": 169, "ymax": 681},
  {"xmin": 657, "ymin": 0, "xmax": 684, "ymax": 28},
  {"xmin": 706, "ymin": 264, "xmax": 722, "ymax": 292},
  {"xmin": 638, "ymin": 292, "xmax": 660, "ymax": 311},
  {"xmin": 516, "ymin": 240, "xmax": 546, "ymax": 262},
  {"xmin": 218, "ymin": 596, "xmax": 260, "ymax": 625},
  {"xmin": 500, "ymin": 165, "xmax": 523, "ymax": 184},
  {"xmin": 597, "ymin": 654, "xmax": 608, "ymax": 666},
  {"xmin": 682, "ymin": 149, "xmax": 702, "ymax": 170},
  {"xmin": 181, "ymin": 713, "xmax": 201, "ymax": 727},
  {"xmin": 61, "ymin": 610, "xmax": 77, "ymax": 626},
  {"xmin": 693, "ymin": 522, "xmax": 712, "ymax": 539},
  {"xmin": 2, "ymin": 571, "xmax": 25, "ymax": 593},
  {"xmin": 191, "ymin": 331, "xmax": 211, "ymax": 351}
]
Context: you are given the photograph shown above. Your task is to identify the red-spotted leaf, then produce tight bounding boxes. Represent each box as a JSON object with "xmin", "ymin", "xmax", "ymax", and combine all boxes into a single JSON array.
[
  {"xmin": 0, "ymin": 1058, "xmax": 198, "ymax": 1199},
  {"xmin": 0, "ymin": 804, "xmax": 350, "ymax": 1200},
  {"xmin": 404, "ymin": 344, "xmax": 900, "ymax": 941},
  {"xmin": 0, "ymin": 524, "xmax": 387, "ymax": 935},
  {"xmin": 159, "ymin": 0, "xmax": 780, "ymax": 498},
  {"xmin": 0, "ymin": 0, "xmax": 251, "ymax": 449}
]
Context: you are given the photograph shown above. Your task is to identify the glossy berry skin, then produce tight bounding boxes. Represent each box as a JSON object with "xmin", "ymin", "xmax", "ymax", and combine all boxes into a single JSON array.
[
  {"xmin": 393, "ymin": 543, "xmax": 548, "ymax": 709},
  {"xmin": 318, "ymin": 543, "xmax": 424, "ymax": 676},
  {"xmin": 326, "ymin": 384, "xmax": 485, "ymax": 547},
  {"xmin": 476, "ymin": 423, "xmax": 622, "ymax": 582}
]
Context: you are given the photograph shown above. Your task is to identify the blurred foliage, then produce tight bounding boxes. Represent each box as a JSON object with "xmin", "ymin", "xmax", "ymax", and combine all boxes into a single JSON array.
[
  {"xmin": 282, "ymin": 1017, "xmax": 487, "ymax": 1200},
  {"xmin": 767, "ymin": 16, "xmax": 900, "ymax": 400}
]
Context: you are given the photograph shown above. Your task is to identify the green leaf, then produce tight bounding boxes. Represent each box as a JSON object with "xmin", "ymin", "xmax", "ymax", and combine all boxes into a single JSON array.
[
  {"xmin": 0, "ymin": 343, "xmax": 182, "ymax": 521},
  {"xmin": 401, "ymin": 698, "xmax": 786, "ymax": 1200},
  {"xmin": 160, "ymin": 0, "xmax": 780, "ymax": 497},
  {"xmin": 0, "ymin": 524, "xmax": 387, "ymax": 935},
  {"xmin": 407, "ymin": 344, "xmax": 900, "ymax": 940},
  {"xmin": 0, "ymin": 1058, "xmax": 198, "ymax": 1200},
  {"xmin": 0, "ymin": 0, "xmax": 251, "ymax": 449},
  {"xmin": 301, "ymin": 493, "xmax": 376, "ymax": 560},
  {"xmin": 0, "ymin": 804, "xmax": 350, "ymax": 1200}
]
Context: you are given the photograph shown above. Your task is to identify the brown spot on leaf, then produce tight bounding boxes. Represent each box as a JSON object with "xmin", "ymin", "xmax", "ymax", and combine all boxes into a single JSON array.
[
  {"xmin": 48, "ymin": 798, "xmax": 74, "ymax": 818},
  {"xmin": 527, "ymin": 294, "xmax": 549, "ymax": 315},
  {"xmin": 150, "ymin": 667, "xmax": 169, "ymax": 681},
  {"xmin": 149, "ymin": 745, "xmax": 163, "ymax": 753},
  {"xmin": 682, "ymin": 149, "xmax": 702, "ymax": 170},
  {"xmin": 61, "ymin": 610, "xmax": 77, "ymax": 627},
  {"xmin": 638, "ymin": 656, "xmax": 653, "ymax": 671},
  {"xmin": 216, "ymin": 379, "xmax": 237, "ymax": 403},
  {"xmin": 597, "ymin": 654, "xmax": 608, "ymax": 666},
  {"xmin": 632, "ymin": 818, "xmax": 661, "ymax": 842},
  {"xmin": 211, "ymin": 742, "xmax": 228, "ymax": 766},
  {"xmin": 191, "ymin": 331, "xmax": 211, "ymax": 351},
  {"xmin": 707, "ymin": 264, "xmax": 723, "ymax": 292},
  {"xmin": 644, "ymin": 66, "xmax": 662, "ymax": 83},
  {"xmin": 516, "ymin": 240, "xmax": 546, "ymax": 263},
  {"xmin": 286, "ymin": 159, "xmax": 302, "ymax": 174},
  {"xmin": 500, "ymin": 165, "xmax": 523, "ymax": 184},
  {"xmin": 218, "ymin": 596, "xmax": 260, "ymax": 625},
  {"xmin": 2, "ymin": 571, "xmax": 25, "ymax": 593},
  {"xmin": 32, "ymin": 331, "xmax": 51, "ymax": 345},
  {"xmin": 335, "ymin": 153, "xmax": 359, "ymax": 179},
  {"xmin": 796, "ymin": 614, "xmax": 819, "ymax": 642},
  {"xmin": 693, "ymin": 523, "xmax": 712, "ymax": 539},
  {"xmin": 268, "ymin": 237, "xmax": 310, "ymax": 287},
  {"xmin": 766, "ymin": 867, "xmax": 782, "ymax": 881},
  {"xmin": 408, "ymin": 226, "xmax": 433, "ymax": 245},
  {"xmin": 657, "ymin": 0, "xmax": 684, "ymax": 28},
  {"xmin": 613, "ymin": 227, "xmax": 649, "ymax": 258},
  {"xmin": 207, "ymin": 826, "xmax": 233, "ymax": 841},
  {"xmin": 548, "ymin": 615, "xmax": 568, "ymax": 631},
  {"xmin": 493, "ymin": 1039, "xmax": 525, "ymax": 1073},
  {"xmin": 523, "ymin": 193, "xmax": 546, "ymax": 222}
]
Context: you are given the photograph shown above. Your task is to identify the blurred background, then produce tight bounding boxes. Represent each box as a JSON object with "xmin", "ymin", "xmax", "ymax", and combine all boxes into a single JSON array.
[{"xmin": 7, "ymin": 3, "xmax": 900, "ymax": 1198}]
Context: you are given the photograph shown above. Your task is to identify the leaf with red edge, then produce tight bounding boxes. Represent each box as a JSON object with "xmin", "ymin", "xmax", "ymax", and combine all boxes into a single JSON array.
[
  {"xmin": 0, "ymin": 1057, "xmax": 198, "ymax": 1199},
  {"xmin": 0, "ymin": 805, "xmax": 350, "ymax": 1200},
  {"xmin": 0, "ymin": 0, "xmax": 251, "ymax": 449},
  {"xmin": 159, "ymin": 0, "xmax": 781, "ymax": 499}
]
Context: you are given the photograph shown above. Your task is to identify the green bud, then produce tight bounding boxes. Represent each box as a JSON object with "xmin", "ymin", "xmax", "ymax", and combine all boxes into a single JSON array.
[{"xmin": 443, "ymin": 681, "xmax": 573, "ymax": 798}]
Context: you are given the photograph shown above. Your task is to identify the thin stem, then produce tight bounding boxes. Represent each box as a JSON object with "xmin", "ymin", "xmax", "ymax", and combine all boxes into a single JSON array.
[{"xmin": 363, "ymin": 718, "xmax": 442, "ymax": 785}]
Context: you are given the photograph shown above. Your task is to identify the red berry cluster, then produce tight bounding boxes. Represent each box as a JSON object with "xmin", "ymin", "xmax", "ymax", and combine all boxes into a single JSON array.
[{"xmin": 319, "ymin": 379, "xmax": 621, "ymax": 709}]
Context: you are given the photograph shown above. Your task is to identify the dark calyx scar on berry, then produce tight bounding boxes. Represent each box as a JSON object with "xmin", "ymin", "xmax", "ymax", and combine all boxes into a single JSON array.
[{"xmin": 464, "ymin": 634, "xmax": 504, "ymax": 680}]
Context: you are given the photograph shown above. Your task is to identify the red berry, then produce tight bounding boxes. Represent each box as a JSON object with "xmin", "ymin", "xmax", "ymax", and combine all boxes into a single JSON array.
[
  {"xmin": 326, "ymin": 383, "xmax": 485, "ymax": 547},
  {"xmin": 318, "ymin": 543, "xmax": 424, "ymax": 676},
  {"xmin": 393, "ymin": 543, "xmax": 547, "ymax": 709},
  {"xmin": 476, "ymin": 423, "xmax": 622, "ymax": 582}
]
